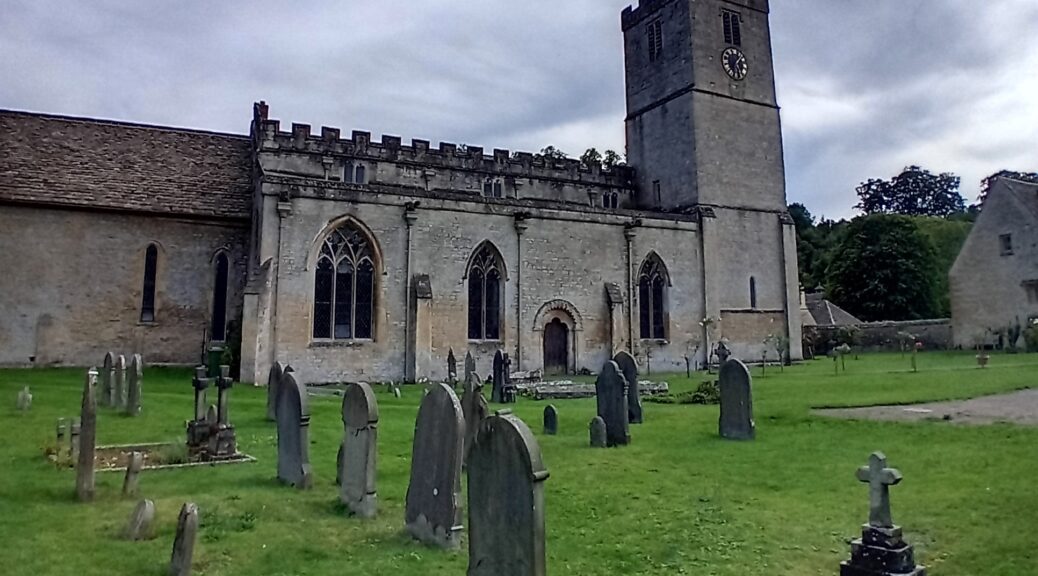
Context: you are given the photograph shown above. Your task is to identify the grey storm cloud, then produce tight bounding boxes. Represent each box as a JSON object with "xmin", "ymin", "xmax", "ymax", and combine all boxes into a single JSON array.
[{"xmin": 2, "ymin": 1, "xmax": 1036, "ymax": 219}]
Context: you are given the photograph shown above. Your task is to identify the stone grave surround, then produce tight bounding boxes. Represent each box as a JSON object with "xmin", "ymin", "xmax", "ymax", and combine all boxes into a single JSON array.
[
  {"xmin": 341, "ymin": 382, "xmax": 379, "ymax": 518},
  {"xmin": 276, "ymin": 369, "xmax": 313, "ymax": 489},
  {"xmin": 467, "ymin": 412, "xmax": 548, "ymax": 576},
  {"xmin": 718, "ymin": 358, "xmax": 755, "ymax": 441},
  {"xmin": 405, "ymin": 383, "xmax": 465, "ymax": 549}
]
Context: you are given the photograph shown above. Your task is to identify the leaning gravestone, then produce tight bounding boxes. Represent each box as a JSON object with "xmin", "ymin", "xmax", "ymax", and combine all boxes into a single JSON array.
[
  {"xmin": 276, "ymin": 370, "xmax": 313, "ymax": 489},
  {"xmin": 341, "ymin": 382, "xmax": 379, "ymax": 518},
  {"xmin": 266, "ymin": 361, "xmax": 285, "ymax": 422},
  {"xmin": 16, "ymin": 386, "xmax": 32, "ymax": 411},
  {"xmin": 718, "ymin": 359, "xmax": 755, "ymax": 440},
  {"xmin": 123, "ymin": 451, "xmax": 145, "ymax": 497},
  {"xmin": 613, "ymin": 351, "xmax": 642, "ymax": 424},
  {"xmin": 840, "ymin": 452, "xmax": 926, "ymax": 576},
  {"xmin": 76, "ymin": 369, "xmax": 98, "ymax": 502},
  {"xmin": 461, "ymin": 371, "xmax": 489, "ymax": 464},
  {"xmin": 542, "ymin": 405, "xmax": 558, "ymax": 435},
  {"xmin": 170, "ymin": 502, "xmax": 199, "ymax": 576},
  {"xmin": 467, "ymin": 412, "xmax": 549, "ymax": 576},
  {"xmin": 123, "ymin": 499, "xmax": 156, "ymax": 541},
  {"xmin": 595, "ymin": 361, "xmax": 630, "ymax": 447},
  {"xmin": 405, "ymin": 383, "xmax": 465, "ymax": 549},
  {"xmin": 126, "ymin": 354, "xmax": 143, "ymax": 416},
  {"xmin": 491, "ymin": 350, "xmax": 505, "ymax": 403},
  {"xmin": 114, "ymin": 354, "xmax": 127, "ymax": 409},
  {"xmin": 589, "ymin": 416, "xmax": 607, "ymax": 448},
  {"xmin": 101, "ymin": 352, "xmax": 115, "ymax": 406}
]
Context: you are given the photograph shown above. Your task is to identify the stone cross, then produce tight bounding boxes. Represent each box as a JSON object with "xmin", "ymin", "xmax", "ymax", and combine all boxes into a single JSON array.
[
  {"xmin": 123, "ymin": 499, "xmax": 156, "ymax": 541},
  {"xmin": 191, "ymin": 367, "xmax": 211, "ymax": 422},
  {"xmin": 542, "ymin": 405, "xmax": 558, "ymax": 435},
  {"xmin": 405, "ymin": 383, "xmax": 465, "ymax": 549},
  {"xmin": 266, "ymin": 361, "xmax": 285, "ymax": 422},
  {"xmin": 447, "ymin": 347, "xmax": 458, "ymax": 388},
  {"xmin": 170, "ymin": 502, "xmax": 199, "ymax": 576},
  {"xmin": 856, "ymin": 451, "xmax": 903, "ymax": 529},
  {"xmin": 276, "ymin": 370, "xmax": 313, "ymax": 489},
  {"xmin": 101, "ymin": 352, "xmax": 115, "ymax": 406},
  {"xmin": 114, "ymin": 354, "xmax": 127, "ymax": 408},
  {"xmin": 216, "ymin": 365, "xmax": 233, "ymax": 426},
  {"xmin": 341, "ymin": 382, "xmax": 379, "ymax": 517},
  {"xmin": 718, "ymin": 358, "xmax": 755, "ymax": 441},
  {"xmin": 122, "ymin": 451, "xmax": 145, "ymax": 497},
  {"xmin": 594, "ymin": 360, "xmax": 630, "ymax": 447},
  {"xmin": 467, "ymin": 412, "xmax": 549, "ymax": 576},
  {"xmin": 126, "ymin": 354, "xmax": 143, "ymax": 416},
  {"xmin": 613, "ymin": 351, "xmax": 641, "ymax": 424},
  {"xmin": 75, "ymin": 368, "xmax": 98, "ymax": 502}
]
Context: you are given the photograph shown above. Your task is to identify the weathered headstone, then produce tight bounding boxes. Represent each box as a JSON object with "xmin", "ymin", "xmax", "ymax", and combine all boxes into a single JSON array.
[
  {"xmin": 613, "ymin": 351, "xmax": 641, "ymax": 424},
  {"xmin": 126, "ymin": 354, "xmax": 143, "ymax": 416},
  {"xmin": 589, "ymin": 416, "xmax": 607, "ymax": 448},
  {"xmin": 266, "ymin": 361, "xmax": 285, "ymax": 422},
  {"xmin": 461, "ymin": 371, "xmax": 489, "ymax": 464},
  {"xmin": 114, "ymin": 354, "xmax": 127, "ymax": 409},
  {"xmin": 491, "ymin": 350, "xmax": 505, "ymax": 403},
  {"xmin": 542, "ymin": 405, "xmax": 558, "ymax": 435},
  {"xmin": 341, "ymin": 382, "xmax": 379, "ymax": 518},
  {"xmin": 718, "ymin": 359, "xmax": 755, "ymax": 441},
  {"xmin": 70, "ymin": 417, "xmax": 81, "ymax": 465},
  {"xmin": 447, "ymin": 347, "xmax": 458, "ymax": 389},
  {"xmin": 170, "ymin": 502, "xmax": 199, "ymax": 576},
  {"xmin": 840, "ymin": 452, "xmax": 926, "ymax": 576},
  {"xmin": 467, "ymin": 412, "xmax": 549, "ymax": 576},
  {"xmin": 464, "ymin": 351, "xmax": 476, "ymax": 388},
  {"xmin": 16, "ymin": 386, "xmax": 32, "ymax": 411},
  {"xmin": 276, "ymin": 370, "xmax": 313, "ymax": 489},
  {"xmin": 123, "ymin": 499, "xmax": 156, "ymax": 541},
  {"xmin": 122, "ymin": 451, "xmax": 145, "ymax": 497},
  {"xmin": 405, "ymin": 383, "xmax": 465, "ymax": 549},
  {"xmin": 56, "ymin": 418, "xmax": 67, "ymax": 454},
  {"xmin": 595, "ymin": 361, "xmax": 630, "ymax": 447},
  {"xmin": 101, "ymin": 351, "xmax": 115, "ymax": 406},
  {"xmin": 76, "ymin": 369, "xmax": 98, "ymax": 502}
]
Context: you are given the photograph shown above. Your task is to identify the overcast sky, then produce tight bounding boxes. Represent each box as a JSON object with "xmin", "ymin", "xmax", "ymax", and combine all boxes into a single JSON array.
[{"xmin": 2, "ymin": 1, "xmax": 1035, "ymax": 220}]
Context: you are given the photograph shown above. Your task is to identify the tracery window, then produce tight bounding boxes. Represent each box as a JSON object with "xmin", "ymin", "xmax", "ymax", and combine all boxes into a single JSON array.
[
  {"xmin": 722, "ymin": 9, "xmax": 742, "ymax": 46},
  {"xmin": 468, "ymin": 243, "xmax": 504, "ymax": 340},
  {"xmin": 313, "ymin": 223, "xmax": 376, "ymax": 340},
  {"xmin": 638, "ymin": 254, "xmax": 669, "ymax": 339},
  {"xmin": 140, "ymin": 244, "xmax": 158, "ymax": 322},
  {"xmin": 647, "ymin": 19, "xmax": 664, "ymax": 62}
]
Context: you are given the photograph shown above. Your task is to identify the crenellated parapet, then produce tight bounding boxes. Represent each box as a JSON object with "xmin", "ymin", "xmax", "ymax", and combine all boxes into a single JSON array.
[{"xmin": 622, "ymin": 0, "xmax": 768, "ymax": 30}]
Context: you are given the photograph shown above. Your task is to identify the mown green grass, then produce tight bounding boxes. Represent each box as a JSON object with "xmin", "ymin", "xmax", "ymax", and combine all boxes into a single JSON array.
[{"xmin": 1, "ymin": 352, "xmax": 1037, "ymax": 575}]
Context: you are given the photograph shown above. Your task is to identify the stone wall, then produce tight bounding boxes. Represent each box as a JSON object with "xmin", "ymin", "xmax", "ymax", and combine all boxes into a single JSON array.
[
  {"xmin": 804, "ymin": 319, "xmax": 954, "ymax": 353},
  {"xmin": 0, "ymin": 205, "xmax": 248, "ymax": 366}
]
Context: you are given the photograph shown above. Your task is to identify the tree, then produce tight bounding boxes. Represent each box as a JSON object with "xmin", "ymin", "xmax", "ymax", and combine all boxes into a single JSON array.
[
  {"xmin": 826, "ymin": 214, "xmax": 940, "ymax": 322},
  {"xmin": 855, "ymin": 166, "xmax": 965, "ymax": 217},
  {"xmin": 914, "ymin": 217, "xmax": 972, "ymax": 317},
  {"xmin": 979, "ymin": 170, "xmax": 1038, "ymax": 204},
  {"xmin": 580, "ymin": 148, "xmax": 602, "ymax": 168},
  {"xmin": 602, "ymin": 149, "xmax": 624, "ymax": 169},
  {"xmin": 538, "ymin": 146, "xmax": 568, "ymax": 161}
]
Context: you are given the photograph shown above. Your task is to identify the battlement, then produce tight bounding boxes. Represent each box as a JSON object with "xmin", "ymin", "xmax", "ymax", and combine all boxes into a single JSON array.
[
  {"xmin": 251, "ymin": 103, "xmax": 634, "ymax": 189},
  {"xmin": 621, "ymin": 0, "xmax": 768, "ymax": 30}
]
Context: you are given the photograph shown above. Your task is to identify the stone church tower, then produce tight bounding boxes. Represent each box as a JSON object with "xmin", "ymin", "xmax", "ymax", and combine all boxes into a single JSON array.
[{"xmin": 622, "ymin": 0, "xmax": 802, "ymax": 360}]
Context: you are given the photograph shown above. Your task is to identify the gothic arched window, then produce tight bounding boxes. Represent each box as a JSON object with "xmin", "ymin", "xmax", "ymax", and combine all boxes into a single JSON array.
[
  {"xmin": 638, "ymin": 254, "xmax": 669, "ymax": 339},
  {"xmin": 140, "ymin": 244, "xmax": 158, "ymax": 322},
  {"xmin": 313, "ymin": 223, "xmax": 376, "ymax": 340},
  {"xmin": 749, "ymin": 276, "xmax": 758, "ymax": 309},
  {"xmin": 468, "ymin": 243, "xmax": 504, "ymax": 340},
  {"xmin": 211, "ymin": 253, "xmax": 229, "ymax": 341}
]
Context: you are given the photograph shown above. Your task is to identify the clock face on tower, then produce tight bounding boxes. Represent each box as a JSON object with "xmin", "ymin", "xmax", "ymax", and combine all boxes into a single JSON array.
[{"xmin": 722, "ymin": 47, "xmax": 748, "ymax": 81}]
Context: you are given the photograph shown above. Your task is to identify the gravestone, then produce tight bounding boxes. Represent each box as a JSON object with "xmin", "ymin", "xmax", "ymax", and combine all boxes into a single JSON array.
[
  {"xmin": 209, "ymin": 365, "xmax": 237, "ymax": 458},
  {"xmin": 467, "ymin": 412, "xmax": 548, "ymax": 576},
  {"xmin": 186, "ymin": 367, "xmax": 212, "ymax": 458},
  {"xmin": 75, "ymin": 369, "xmax": 98, "ymax": 502},
  {"xmin": 718, "ymin": 359, "xmax": 755, "ymax": 441},
  {"xmin": 501, "ymin": 353, "xmax": 517, "ymax": 403},
  {"xmin": 589, "ymin": 416, "xmax": 607, "ymax": 448},
  {"xmin": 122, "ymin": 451, "xmax": 145, "ymax": 497},
  {"xmin": 491, "ymin": 350, "xmax": 505, "ymax": 403},
  {"xmin": 16, "ymin": 386, "xmax": 32, "ymax": 411},
  {"xmin": 126, "ymin": 354, "xmax": 143, "ymax": 416},
  {"xmin": 595, "ymin": 361, "xmax": 630, "ymax": 447},
  {"xmin": 70, "ymin": 418, "xmax": 81, "ymax": 465},
  {"xmin": 101, "ymin": 352, "xmax": 115, "ymax": 406},
  {"xmin": 405, "ymin": 383, "xmax": 465, "ymax": 549},
  {"xmin": 266, "ymin": 361, "xmax": 285, "ymax": 421},
  {"xmin": 56, "ymin": 418, "xmax": 67, "ymax": 456},
  {"xmin": 170, "ymin": 502, "xmax": 199, "ymax": 576},
  {"xmin": 276, "ymin": 370, "xmax": 313, "ymax": 489},
  {"xmin": 123, "ymin": 499, "xmax": 156, "ymax": 541},
  {"xmin": 447, "ymin": 347, "xmax": 458, "ymax": 389},
  {"xmin": 461, "ymin": 371, "xmax": 489, "ymax": 464},
  {"xmin": 542, "ymin": 405, "xmax": 558, "ymax": 435},
  {"xmin": 840, "ymin": 452, "xmax": 926, "ymax": 576},
  {"xmin": 335, "ymin": 443, "xmax": 344, "ymax": 486},
  {"xmin": 613, "ymin": 351, "xmax": 641, "ymax": 423},
  {"xmin": 464, "ymin": 352, "xmax": 476, "ymax": 388},
  {"xmin": 114, "ymin": 354, "xmax": 127, "ymax": 409},
  {"xmin": 341, "ymin": 382, "xmax": 379, "ymax": 518}
]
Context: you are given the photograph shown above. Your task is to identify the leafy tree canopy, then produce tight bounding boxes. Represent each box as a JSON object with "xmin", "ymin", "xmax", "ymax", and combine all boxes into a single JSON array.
[
  {"xmin": 979, "ymin": 170, "xmax": 1038, "ymax": 204},
  {"xmin": 855, "ymin": 166, "xmax": 965, "ymax": 217},
  {"xmin": 538, "ymin": 146, "xmax": 568, "ymax": 161}
]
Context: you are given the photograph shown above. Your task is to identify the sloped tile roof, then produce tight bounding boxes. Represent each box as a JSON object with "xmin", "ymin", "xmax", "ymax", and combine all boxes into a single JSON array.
[
  {"xmin": 804, "ymin": 292, "xmax": 862, "ymax": 326},
  {"xmin": 0, "ymin": 109, "xmax": 253, "ymax": 220}
]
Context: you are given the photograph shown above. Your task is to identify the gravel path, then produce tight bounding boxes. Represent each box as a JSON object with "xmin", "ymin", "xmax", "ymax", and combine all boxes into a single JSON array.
[{"xmin": 815, "ymin": 389, "xmax": 1038, "ymax": 425}]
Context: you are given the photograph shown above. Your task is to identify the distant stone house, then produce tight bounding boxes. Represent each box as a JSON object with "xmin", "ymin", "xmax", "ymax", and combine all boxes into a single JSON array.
[
  {"xmin": 801, "ymin": 292, "xmax": 862, "ymax": 328},
  {"xmin": 950, "ymin": 177, "xmax": 1038, "ymax": 347}
]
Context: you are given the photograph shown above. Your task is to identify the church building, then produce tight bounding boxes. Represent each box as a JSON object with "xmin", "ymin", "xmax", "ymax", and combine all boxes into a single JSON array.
[{"xmin": 0, "ymin": 0, "xmax": 802, "ymax": 384}]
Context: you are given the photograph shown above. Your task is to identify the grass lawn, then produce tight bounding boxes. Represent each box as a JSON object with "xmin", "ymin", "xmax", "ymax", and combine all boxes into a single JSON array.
[{"xmin": 2, "ymin": 351, "xmax": 1037, "ymax": 575}]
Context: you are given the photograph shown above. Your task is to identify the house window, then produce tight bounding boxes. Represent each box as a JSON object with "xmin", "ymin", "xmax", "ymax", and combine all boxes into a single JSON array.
[
  {"xmin": 646, "ymin": 19, "xmax": 663, "ymax": 62},
  {"xmin": 602, "ymin": 193, "xmax": 619, "ymax": 209},
  {"xmin": 1000, "ymin": 233, "xmax": 1014, "ymax": 256},
  {"xmin": 468, "ymin": 243, "xmax": 505, "ymax": 340},
  {"xmin": 483, "ymin": 179, "xmax": 504, "ymax": 198},
  {"xmin": 343, "ymin": 162, "xmax": 354, "ymax": 183},
  {"xmin": 750, "ymin": 276, "xmax": 758, "ymax": 309},
  {"xmin": 354, "ymin": 164, "xmax": 367, "ymax": 184},
  {"xmin": 722, "ymin": 9, "xmax": 742, "ymax": 46},
  {"xmin": 312, "ymin": 222, "xmax": 377, "ymax": 340},
  {"xmin": 211, "ymin": 253, "xmax": 230, "ymax": 341},
  {"xmin": 1024, "ymin": 281, "xmax": 1038, "ymax": 304},
  {"xmin": 140, "ymin": 244, "xmax": 158, "ymax": 322},
  {"xmin": 638, "ymin": 253, "xmax": 669, "ymax": 339}
]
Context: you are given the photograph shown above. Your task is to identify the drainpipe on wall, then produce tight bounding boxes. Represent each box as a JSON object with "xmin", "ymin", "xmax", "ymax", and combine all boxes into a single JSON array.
[
  {"xmin": 403, "ymin": 203, "xmax": 419, "ymax": 382},
  {"xmin": 514, "ymin": 213, "xmax": 529, "ymax": 370},
  {"xmin": 624, "ymin": 223, "xmax": 638, "ymax": 354}
]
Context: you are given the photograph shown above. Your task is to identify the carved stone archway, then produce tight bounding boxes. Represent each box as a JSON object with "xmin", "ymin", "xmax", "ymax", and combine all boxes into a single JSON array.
[{"xmin": 532, "ymin": 300, "xmax": 584, "ymax": 375}]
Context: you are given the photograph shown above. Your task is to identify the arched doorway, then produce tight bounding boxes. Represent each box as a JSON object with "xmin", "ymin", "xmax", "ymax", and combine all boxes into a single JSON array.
[{"xmin": 543, "ymin": 318, "xmax": 569, "ymax": 376}]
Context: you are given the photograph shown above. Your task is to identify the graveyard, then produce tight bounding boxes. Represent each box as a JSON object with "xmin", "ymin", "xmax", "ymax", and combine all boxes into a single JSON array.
[{"xmin": 2, "ymin": 352, "xmax": 1038, "ymax": 575}]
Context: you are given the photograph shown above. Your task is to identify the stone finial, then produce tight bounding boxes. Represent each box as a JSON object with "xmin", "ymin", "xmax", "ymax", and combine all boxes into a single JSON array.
[{"xmin": 856, "ymin": 451, "xmax": 903, "ymax": 529}]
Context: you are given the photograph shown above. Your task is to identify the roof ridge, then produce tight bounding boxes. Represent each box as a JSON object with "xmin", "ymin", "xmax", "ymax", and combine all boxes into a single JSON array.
[{"xmin": 0, "ymin": 108, "xmax": 249, "ymax": 140}]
